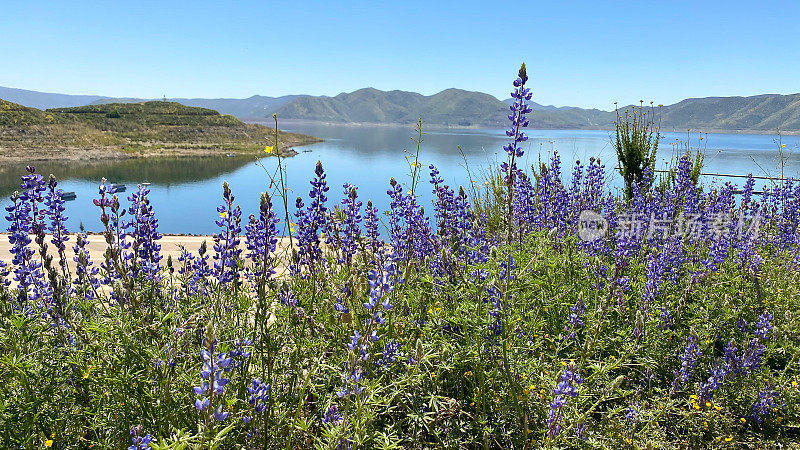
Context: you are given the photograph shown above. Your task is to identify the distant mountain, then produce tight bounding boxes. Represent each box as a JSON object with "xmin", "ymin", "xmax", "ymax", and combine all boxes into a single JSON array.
[
  {"xmin": 3, "ymin": 84, "xmax": 800, "ymax": 132},
  {"xmin": 0, "ymin": 86, "xmax": 109, "ymax": 109},
  {"xmin": 656, "ymin": 94, "xmax": 800, "ymax": 131},
  {"xmin": 275, "ymin": 88, "xmax": 511, "ymax": 127}
]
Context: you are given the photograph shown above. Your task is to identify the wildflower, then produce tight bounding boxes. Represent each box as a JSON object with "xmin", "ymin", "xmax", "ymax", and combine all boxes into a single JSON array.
[
  {"xmin": 125, "ymin": 184, "xmax": 162, "ymax": 283},
  {"xmin": 247, "ymin": 378, "xmax": 271, "ymax": 413},
  {"xmin": 501, "ymin": 62, "xmax": 532, "ymax": 186},
  {"xmin": 676, "ymin": 333, "xmax": 701, "ymax": 385},
  {"xmin": 292, "ymin": 161, "xmax": 329, "ymax": 277},
  {"xmin": 754, "ymin": 312, "xmax": 773, "ymax": 340},
  {"xmin": 213, "ymin": 182, "xmax": 242, "ymax": 286},
  {"xmin": 264, "ymin": 145, "xmax": 274, "ymax": 154},
  {"xmin": 548, "ymin": 363, "xmax": 582, "ymax": 437},
  {"xmin": 129, "ymin": 425, "xmax": 153, "ymax": 450},
  {"xmin": 750, "ymin": 385, "xmax": 780, "ymax": 424},
  {"xmin": 213, "ymin": 405, "xmax": 229, "ymax": 422},
  {"xmin": 245, "ymin": 192, "xmax": 279, "ymax": 280},
  {"xmin": 563, "ymin": 297, "xmax": 584, "ymax": 340},
  {"xmin": 335, "ymin": 184, "xmax": 362, "ymax": 265},
  {"xmin": 624, "ymin": 402, "xmax": 640, "ymax": 424},
  {"xmin": 193, "ymin": 336, "xmax": 231, "ymax": 420},
  {"xmin": 321, "ymin": 405, "xmax": 344, "ymax": 427}
]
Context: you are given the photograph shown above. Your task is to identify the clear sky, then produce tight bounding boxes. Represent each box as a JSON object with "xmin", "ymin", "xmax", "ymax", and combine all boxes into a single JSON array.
[{"xmin": 2, "ymin": 0, "xmax": 798, "ymax": 110}]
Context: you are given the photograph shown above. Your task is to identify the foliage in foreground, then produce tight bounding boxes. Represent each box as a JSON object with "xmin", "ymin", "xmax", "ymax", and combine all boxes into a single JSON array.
[{"xmin": 0, "ymin": 66, "xmax": 799, "ymax": 449}]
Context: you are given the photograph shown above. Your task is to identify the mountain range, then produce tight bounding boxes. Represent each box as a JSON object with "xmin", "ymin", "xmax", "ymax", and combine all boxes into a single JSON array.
[{"xmin": 2, "ymin": 85, "xmax": 800, "ymax": 132}]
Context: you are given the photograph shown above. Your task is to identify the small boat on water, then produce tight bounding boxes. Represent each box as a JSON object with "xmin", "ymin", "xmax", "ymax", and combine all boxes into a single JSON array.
[
  {"xmin": 110, "ymin": 183, "xmax": 127, "ymax": 192},
  {"xmin": 226, "ymin": 153, "xmax": 236, "ymax": 157},
  {"xmin": 62, "ymin": 192, "xmax": 77, "ymax": 201}
]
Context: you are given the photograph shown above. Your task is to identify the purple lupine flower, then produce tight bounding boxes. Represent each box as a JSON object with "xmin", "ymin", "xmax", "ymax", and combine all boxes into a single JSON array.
[
  {"xmin": 736, "ymin": 318, "xmax": 749, "ymax": 334},
  {"xmin": 563, "ymin": 297, "xmax": 584, "ymax": 340},
  {"xmin": 94, "ymin": 179, "xmax": 132, "ymax": 304},
  {"xmin": 247, "ymin": 378, "xmax": 271, "ymax": 413},
  {"xmin": 500, "ymin": 63, "xmax": 532, "ymax": 187},
  {"xmin": 193, "ymin": 337, "xmax": 231, "ymax": 420},
  {"xmin": 624, "ymin": 402, "xmax": 640, "ymax": 424},
  {"xmin": 658, "ymin": 307, "xmax": 673, "ymax": 331},
  {"xmin": 336, "ymin": 183, "xmax": 362, "ymax": 265},
  {"xmin": 375, "ymin": 339, "xmax": 399, "ymax": 371},
  {"xmin": 122, "ymin": 185, "xmax": 163, "ymax": 286},
  {"xmin": 754, "ymin": 312, "xmax": 773, "ymax": 340},
  {"xmin": 44, "ymin": 175, "xmax": 70, "ymax": 279},
  {"xmin": 5, "ymin": 191, "xmax": 38, "ymax": 308},
  {"xmin": 128, "ymin": 425, "xmax": 153, "ymax": 450},
  {"xmin": 213, "ymin": 182, "xmax": 242, "ymax": 286},
  {"xmin": 365, "ymin": 261, "xmax": 401, "ymax": 311},
  {"xmin": 485, "ymin": 285, "xmax": 503, "ymax": 339},
  {"xmin": 334, "ymin": 283, "xmax": 351, "ymax": 314},
  {"xmin": 575, "ymin": 422, "xmax": 587, "ymax": 441},
  {"xmin": 750, "ymin": 385, "xmax": 779, "ymax": 424},
  {"xmin": 321, "ymin": 405, "xmax": 344, "ymax": 427},
  {"xmin": 72, "ymin": 232, "xmax": 100, "ymax": 300},
  {"xmin": 230, "ymin": 337, "xmax": 252, "ymax": 369},
  {"xmin": 245, "ymin": 192, "xmax": 279, "ymax": 279},
  {"xmin": 386, "ymin": 177, "xmax": 434, "ymax": 263},
  {"xmin": 363, "ymin": 199, "xmax": 383, "ymax": 263},
  {"xmin": 548, "ymin": 363, "xmax": 582, "ymax": 437},
  {"xmin": 213, "ymin": 405, "xmax": 229, "ymax": 422},
  {"xmin": 677, "ymin": 333, "xmax": 701, "ymax": 384},
  {"xmin": 278, "ymin": 287, "xmax": 298, "ymax": 307},
  {"xmin": 292, "ymin": 161, "xmax": 329, "ymax": 278}
]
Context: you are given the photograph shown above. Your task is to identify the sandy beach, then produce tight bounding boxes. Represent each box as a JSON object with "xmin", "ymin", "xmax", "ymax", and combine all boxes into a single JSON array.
[{"xmin": 0, "ymin": 233, "xmax": 294, "ymax": 272}]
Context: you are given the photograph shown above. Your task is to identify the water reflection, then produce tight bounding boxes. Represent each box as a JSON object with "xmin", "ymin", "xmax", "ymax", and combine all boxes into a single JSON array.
[
  {"xmin": 0, "ymin": 156, "xmax": 254, "ymax": 199},
  {"xmin": 0, "ymin": 123, "xmax": 797, "ymax": 235}
]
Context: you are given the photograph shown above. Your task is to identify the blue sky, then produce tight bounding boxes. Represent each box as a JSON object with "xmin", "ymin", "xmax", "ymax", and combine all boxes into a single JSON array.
[{"xmin": 2, "ymin": 0, "xmax": 799, "ymax": 109}]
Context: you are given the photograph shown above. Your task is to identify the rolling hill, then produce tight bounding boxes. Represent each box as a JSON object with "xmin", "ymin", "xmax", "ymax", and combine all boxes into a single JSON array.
[
  {"xmin": 3, "ymin": 85, "xmax": 800, "ymax": 132},
  {"xmin": 0, "ymin": 100, "xmax": 319, "ymax": 161}
]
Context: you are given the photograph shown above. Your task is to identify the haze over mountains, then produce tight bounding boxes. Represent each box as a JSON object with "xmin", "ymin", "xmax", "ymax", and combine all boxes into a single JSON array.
[{"xmin": 2, "ymin": 85, "xmax": 800, "ymax": 132}]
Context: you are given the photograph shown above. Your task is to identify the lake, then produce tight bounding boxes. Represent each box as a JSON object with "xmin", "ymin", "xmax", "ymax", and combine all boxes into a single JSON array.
[{"xmin": 1, "ymin": 122, "xmax": 798, "ymax": 235}]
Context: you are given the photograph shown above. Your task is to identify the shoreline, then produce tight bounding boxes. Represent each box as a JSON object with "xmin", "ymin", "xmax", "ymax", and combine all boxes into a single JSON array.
[
  {"xmin": 0, "ymin": 233, "xmax": 294, "ymax": 270},
  {"xmin": 0, "ymin": 136, "xmax": 320, "ymax": 162}
]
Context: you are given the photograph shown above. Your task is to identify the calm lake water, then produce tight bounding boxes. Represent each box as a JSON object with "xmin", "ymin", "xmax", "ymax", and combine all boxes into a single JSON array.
[{"xmin": 1, "ymin": 122, "xmax": 798, "ymax": 235}]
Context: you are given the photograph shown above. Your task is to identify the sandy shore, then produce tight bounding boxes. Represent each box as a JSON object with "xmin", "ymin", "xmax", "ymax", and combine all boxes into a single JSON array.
[{"xmin": 0, "ymin": 233, "xmax": 294, "ymax": 272}]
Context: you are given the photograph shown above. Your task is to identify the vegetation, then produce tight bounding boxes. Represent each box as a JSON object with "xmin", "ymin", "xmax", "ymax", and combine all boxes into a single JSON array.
[
  {"xmin": 0, "ymin": 100, "xmax": 320, "ymax": 160},
  {"xmin": 0, "ymin": 67, "xmax": 799, "ymax": 449},
  {"xmin": 613, "ymin": 101, "xmax": 660, "ymax": 199}
]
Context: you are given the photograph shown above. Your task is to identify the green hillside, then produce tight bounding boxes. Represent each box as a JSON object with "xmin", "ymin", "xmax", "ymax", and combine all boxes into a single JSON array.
[
  {"xmin": 0, "ymin": 100, "xmax": 320, "ymax": 160},
  {"xmin": 658, "ymin": 93, "xmax": 800, "ymax": 131},
  {"xmin": 276, "ymin": 88, "xmax": 512, "ymax": 127}
]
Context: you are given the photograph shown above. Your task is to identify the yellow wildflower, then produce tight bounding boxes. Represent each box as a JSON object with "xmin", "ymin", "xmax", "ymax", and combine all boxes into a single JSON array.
[
  {"xmin": 264, "ymin": 145, "xmax": 274, "ymax": 154},
  {"xmin": 45, "ymin": 440, "xmax": 53, "ymax": 448}
]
